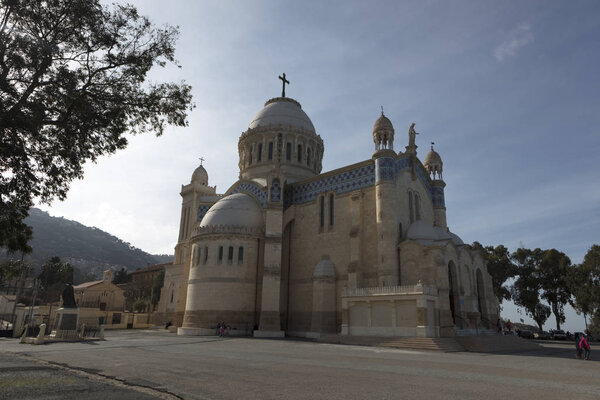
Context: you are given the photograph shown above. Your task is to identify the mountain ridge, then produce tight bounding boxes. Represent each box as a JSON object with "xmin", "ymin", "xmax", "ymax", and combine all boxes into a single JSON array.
[{"xmin": 2, "ymin": 208, "xmax": 172, "ymax": 281}]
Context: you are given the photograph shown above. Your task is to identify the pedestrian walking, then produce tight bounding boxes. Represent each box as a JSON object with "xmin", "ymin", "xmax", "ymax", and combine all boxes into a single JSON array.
[
  {"xmin": 575, "ymin": 333, "xmax": 582, "ymax": 359},
  {"xmin": 580, "ymin": 335, "xmax": 591, "ymax": 360}
]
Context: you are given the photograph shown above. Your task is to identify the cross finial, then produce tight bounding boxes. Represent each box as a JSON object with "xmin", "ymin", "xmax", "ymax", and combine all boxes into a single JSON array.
[
  {"xmin": 381, "ymin": 106, "xmax": 384, "ymax": 116},
  {"xmin": 199, "ymin": 157, "xmax": 205, "ymax": 166},
  {"xmin": 278, "ymin": 73, "xmax": 290, "ymax": 97}
]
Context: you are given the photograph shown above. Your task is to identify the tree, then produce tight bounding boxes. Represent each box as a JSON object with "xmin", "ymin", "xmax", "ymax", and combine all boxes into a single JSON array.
[
  {"xmin": 570, "ymin": 245, "xmax": 600, "ymax": 331},
  {"xmin": 538, "ymin": 249, "xmax": 571, "ymax": 330},
  {"xmin": 150, "ymin": 269, "xmax": 164, "ymax": 306},
  {"xmin": 0, "ymin": 0, "xmax": 194, "ymax": 252},
  {"xmin": 0, "ymin": 259, "xmax": 22, "ymax": 286},
  {"xmin": 530, "ymin": 303, "xmax": 552, "ymax": 331},
  {"xmin": 37, "ymin": 256, "xmax": 73, "ymax": 304},
  {"xmin": 112, "ymin": 267, "xmax": 131, "ymax": 284},
  {"xmin": 472, "ymin": 242, "xmax": 517, "ymax": 303},
  {"xmin": 511, "ymin": 248, "xmax": 551, "ymax": 330},
  {"xmin": 133, "ymin": 298, "xmax": 146, "ymax": 313}
]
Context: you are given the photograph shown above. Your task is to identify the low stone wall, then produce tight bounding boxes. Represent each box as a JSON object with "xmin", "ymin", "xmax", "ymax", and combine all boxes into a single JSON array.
[
  {"xmin": 455, "ymin": 335, "xmax": 542, "ymax": 353},
  {"xmin": 341, "ymin": 284, "xmax": 439, "ymax": 338}
]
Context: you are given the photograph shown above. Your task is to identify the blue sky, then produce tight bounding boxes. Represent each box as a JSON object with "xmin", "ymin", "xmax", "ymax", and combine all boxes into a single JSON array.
[{"xmin": 40, "ymin": 1, "xmax": 600, "ymax": 331}]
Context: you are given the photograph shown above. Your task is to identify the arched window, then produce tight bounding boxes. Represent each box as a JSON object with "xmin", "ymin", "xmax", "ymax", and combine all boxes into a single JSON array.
[
  {"xmin": 228, "ymin": 246, "xmax": 234, "ymax": 262},
  {"xmin": 297, "ymin": 144, "xmax": 302, "ymax": 162},
  {"xmin": 268, "ymin": 142, "xmax": 273, "ymax": 160},
  {"xmin": 170, "ymin": 290, "xmax": 174, "ymax": 303},
  {"xmin": 408, "ymin": 191, "xmax": 414, "ymax": 224},
  {"xmin": 258, "ymin": 143, "xmax": 263, "ymax": 162},
  {"xmin": 415, "ymin": 193, "xmax": 421, "ymax": 221},
  {"xmin": 286, "ymin": 142, "xmax": 291, "ymax": 161},
  {"xmin": 307, "ymin": 148, "xmax": 311, "ymax": 166},
  {"xmin": 203, "ymin": 246, "xmax": 208, "ymax": 264},
  {"xmin": 319, "ymin": 196, "xmax": 325, "ymax": 228},
  {"xmin": 218, "ymin": 246, "xmax": 223, "ymax": 263},
  {"xmin": 238, "ymin": 247, "xmax": 244, "ymax": 263},
  {"xmin": 329, "ymin": 193, "xmax": 334, "ymax": 226}
]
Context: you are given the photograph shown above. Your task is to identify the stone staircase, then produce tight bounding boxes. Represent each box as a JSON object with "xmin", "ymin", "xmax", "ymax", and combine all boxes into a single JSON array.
[
  {"xmin": 377, "ymin": 337, "xmax": 465, "ymax": 352},
  {"xmin": 454, "ymin": 328, "xmax": 498, "ymax": 336},
  {"xmin": 318, "ymin": 335, "xmax": 465, "ymax": 352}
]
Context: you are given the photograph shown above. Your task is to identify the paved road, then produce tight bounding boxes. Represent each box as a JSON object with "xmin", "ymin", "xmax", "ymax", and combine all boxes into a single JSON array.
[{"xmin": 1, "ymin": 330, "xmax": 599, "ymax": 400}]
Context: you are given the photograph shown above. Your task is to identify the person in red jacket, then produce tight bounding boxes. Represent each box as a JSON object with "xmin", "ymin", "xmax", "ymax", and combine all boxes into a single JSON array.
[{"xmin": 579, "ymin": 335, "xmax": 591, "ymax": 360}]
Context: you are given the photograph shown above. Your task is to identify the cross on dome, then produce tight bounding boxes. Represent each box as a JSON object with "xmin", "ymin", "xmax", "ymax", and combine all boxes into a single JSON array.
[
  {"xmin": 278, "ymin": 73, "xmax": 290, "ymax": 97},
  {"xmin": 199, "ymin": 156, "xmax": 205, "ymax": 166}
]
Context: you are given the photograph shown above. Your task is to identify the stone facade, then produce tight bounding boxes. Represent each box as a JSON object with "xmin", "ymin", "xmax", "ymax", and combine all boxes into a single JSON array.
[{"xmin": 172, "ymin": 95, "xmax": 498, "ymax": 338}]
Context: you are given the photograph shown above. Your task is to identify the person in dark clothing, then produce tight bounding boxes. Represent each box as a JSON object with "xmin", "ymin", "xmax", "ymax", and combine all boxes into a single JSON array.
[{"xmin": 580, "ymin": 335, "xmax": 591, "ymax": 360}]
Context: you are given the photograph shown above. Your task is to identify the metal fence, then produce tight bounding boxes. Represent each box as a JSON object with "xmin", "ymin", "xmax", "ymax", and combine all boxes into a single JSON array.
[{"xmin": 343, "ymin": 284, "xmax": 437, "ymax": 297}]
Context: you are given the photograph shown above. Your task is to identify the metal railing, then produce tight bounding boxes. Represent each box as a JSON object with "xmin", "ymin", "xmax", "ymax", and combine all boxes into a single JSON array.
[{"xmin": 343, "ymin": 283, "xmax": 437, "ymax": 297}]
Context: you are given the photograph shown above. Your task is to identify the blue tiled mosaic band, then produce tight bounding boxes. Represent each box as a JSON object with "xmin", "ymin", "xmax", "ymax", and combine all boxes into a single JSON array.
[
  {"xmin": 230, "ymin": 181, "xmax": 268, "ymax": 208},
  {"xmin": 289, "ymin": 163, "xmax": 375, "ymax": 207},
  {"xmin": 432, "ymin": 186, "xmax": 445, "ymax": 208},
  {"xmin": 284, "ymin": 156, "xmax": 436, "ymax": 209},
  {"xmin": 375, "ymin": 157, "xmax": 395, "ymax": 182},
  {"xmin": 270, "ymin": 178, "xmax": 281, "ymax": 203},
  {"xmin": 197, "ymin": 205, "xmax": 211, "ymax": 222}
]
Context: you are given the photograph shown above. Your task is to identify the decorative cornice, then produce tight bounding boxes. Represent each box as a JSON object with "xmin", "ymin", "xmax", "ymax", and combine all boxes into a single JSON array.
[{"xmin": 191, "ymin": 225, "xmax": 264, "ymax": 238}]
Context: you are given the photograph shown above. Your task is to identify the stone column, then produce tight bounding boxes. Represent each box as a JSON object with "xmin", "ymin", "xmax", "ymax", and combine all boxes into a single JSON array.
[
  {"xmin": 432, "ymin": 180, "xmax": 447, "ymax": 229},
  {"xmin": 309, "ymin": 258, "xmax": 336, "ymax": 338},
  {"xmin": 347, "ymin": 191, "xmax": 362, "ymax": 288},
  {"xmin": 373, "ymin": 151, "xmax": 399, "ymax": 286},
  {"xmin": 255, "ymin": 207, "xmax": 285, "ymax": 338}
]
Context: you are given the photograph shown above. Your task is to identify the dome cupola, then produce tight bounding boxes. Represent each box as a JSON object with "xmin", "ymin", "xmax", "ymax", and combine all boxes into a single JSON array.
[
  {"xmin": 373, "ymin": 110, "xmax": 394, "ymax": 151},
  {"xmin": 191, "ymin": 164, "xmax": 209, "ymax": 185},
  {"xmin": 424, "ymin": 142, "xmax": 443, "ymax": 180},
  {"xmin": 238, "ymin": 81, "xmax": 324, "ymax": 183},
  {"xmin": 199, "ymin": 193, "xmax": 263, "ymax": 232}
]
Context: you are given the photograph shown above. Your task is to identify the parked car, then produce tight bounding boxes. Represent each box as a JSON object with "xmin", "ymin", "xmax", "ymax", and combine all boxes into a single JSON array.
[
  {"xmin": 550, "ymin": 329, "xmax": 567, "ymax": 340},
  {"xmin": 518, "ymin": 329, "xmax": 534, "ymax": 339},
  {"xmin": 534, "ymin": 331, "xmax": 551, "ymax": 340}
]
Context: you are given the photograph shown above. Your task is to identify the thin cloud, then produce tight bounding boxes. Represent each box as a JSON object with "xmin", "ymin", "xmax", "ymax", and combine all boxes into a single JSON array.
[{"xmin": 494, "ymin": 23, "xmax": 534, "ymax": 61}]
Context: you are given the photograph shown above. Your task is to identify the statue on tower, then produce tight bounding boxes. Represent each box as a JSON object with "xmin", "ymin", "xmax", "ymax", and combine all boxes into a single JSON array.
[
  {"xmin": 406, "ymin": 123, "xmax": 420, "ymax": 181},
  {"xmin": 408, "ymin": 122, "xmax": 419, "ymax": 148}
]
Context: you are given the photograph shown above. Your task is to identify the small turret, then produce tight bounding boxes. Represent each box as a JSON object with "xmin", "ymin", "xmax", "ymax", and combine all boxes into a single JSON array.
[
  {"xmin": 424, "ymin": 142, "xmax": 443, "ymax": 180},
  {"xmin": 424, "ymin": 142, "xmax": 447, "ymax": 229},
  {"xmin": 191, "ymin": 164, "xmax": 209, "ymax": 186},
  {"xmin": 373, "ymin": 111, "xmax": 394, "ymax": 152}
]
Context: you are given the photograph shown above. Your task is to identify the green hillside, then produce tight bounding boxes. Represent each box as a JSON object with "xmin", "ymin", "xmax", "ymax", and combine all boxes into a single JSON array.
[{"xmin": 2, "ymin": 208, "xmax": 172, "ymax": 280}]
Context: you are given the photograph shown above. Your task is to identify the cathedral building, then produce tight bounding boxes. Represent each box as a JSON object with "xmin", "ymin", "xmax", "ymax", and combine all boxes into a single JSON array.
[{"xmin": 160, "ymin": 80, "xmax": 498, "ymax": 338}]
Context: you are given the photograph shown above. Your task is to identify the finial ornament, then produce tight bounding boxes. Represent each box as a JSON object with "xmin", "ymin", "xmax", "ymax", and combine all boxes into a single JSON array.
[
  {"xmin": 381, "ymin": 106, "xmax": 384, "ymax": 116},
  {"xmin": 199, "ymin": 157, "xmax": 205, "ymax": 166},
  {"xmin": 278, "ymin": 73, "xmax": 290, "ymax": 98},
  {"xmin": 431, "ymin": 141, "xmax": 435, "ymax": 150}
]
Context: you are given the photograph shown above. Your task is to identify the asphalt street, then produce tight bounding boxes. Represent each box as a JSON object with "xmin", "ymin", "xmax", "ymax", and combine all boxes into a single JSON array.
[{"xmin": 1, "ymin": 330, "xmax": 598, "ymax": 400}]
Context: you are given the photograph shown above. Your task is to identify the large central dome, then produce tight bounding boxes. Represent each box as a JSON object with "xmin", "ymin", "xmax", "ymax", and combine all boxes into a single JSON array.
[{"xmin": 248, "ymin": 97, "xmax": 315, "ymax": 134}]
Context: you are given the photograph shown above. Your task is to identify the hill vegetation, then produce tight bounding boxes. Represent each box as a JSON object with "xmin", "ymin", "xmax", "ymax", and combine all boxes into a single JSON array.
[{"xmin": 1, "ymin": 208, "xmax": 172, "ymax": 282}]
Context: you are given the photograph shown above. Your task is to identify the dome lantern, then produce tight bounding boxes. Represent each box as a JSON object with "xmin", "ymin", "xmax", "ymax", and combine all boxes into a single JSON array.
[
  {"xmin": 373, "ymin": 109, "xmax": 394, "ymax": 152},
  {"xmin": 191, "ymin": 163, "xmax": 209, "ymax": 185},
  {"xmin": 424, "ymin": 142, "xmax": 443, "ymax": 180}
]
